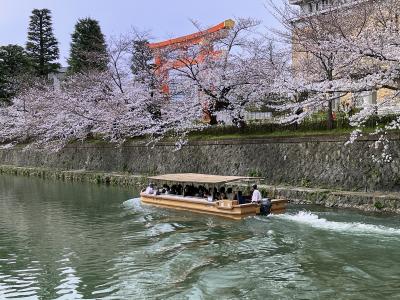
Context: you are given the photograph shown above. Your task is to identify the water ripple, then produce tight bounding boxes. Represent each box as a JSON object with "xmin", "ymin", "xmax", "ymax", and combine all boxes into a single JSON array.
[{"xmin": 1, "ymin": 175, "xmax": 400, "ymax": 299}]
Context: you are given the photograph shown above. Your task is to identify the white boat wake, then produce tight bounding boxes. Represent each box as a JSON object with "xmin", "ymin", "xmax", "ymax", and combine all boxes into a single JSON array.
[
  {"xmin": 273, "ymin": 211, "xmax": 400, "ymax": 236},
  {"xmin": 122, "ymin": 198, "xmax": 142, "ymax": 210}
]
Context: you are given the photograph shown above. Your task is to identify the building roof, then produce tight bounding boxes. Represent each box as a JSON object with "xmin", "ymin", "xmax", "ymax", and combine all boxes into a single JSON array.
[{"xmin": 148, "ymin": 173, "xmax": 262, "ymax": 184}]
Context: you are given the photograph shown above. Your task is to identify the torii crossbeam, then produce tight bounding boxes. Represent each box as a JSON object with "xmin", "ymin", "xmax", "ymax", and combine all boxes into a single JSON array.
[{"xmin": 148, "ymin": 19, "xmax": 235, "ymax": 94}]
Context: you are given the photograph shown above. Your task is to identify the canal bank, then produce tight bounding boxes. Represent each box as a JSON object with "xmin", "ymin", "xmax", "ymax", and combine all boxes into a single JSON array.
[
  {"xmin": 1, "ymin": 164, "xmax": 399, "ymax": 214},
  {"xmin": 1, "ymin": 135, "xmax": 400, "ymax": 192}
]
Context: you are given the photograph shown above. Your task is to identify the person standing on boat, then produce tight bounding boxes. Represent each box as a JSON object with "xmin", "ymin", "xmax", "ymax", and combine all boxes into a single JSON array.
[{"xmin": 251, "ymin": 184, "xmax": 262, "ymax": 203}]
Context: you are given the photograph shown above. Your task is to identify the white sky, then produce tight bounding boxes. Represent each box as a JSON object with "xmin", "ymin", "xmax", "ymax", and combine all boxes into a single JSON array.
[{"xmin": 0, "ymin": 0, "xmax": 282, "ymax": 65}]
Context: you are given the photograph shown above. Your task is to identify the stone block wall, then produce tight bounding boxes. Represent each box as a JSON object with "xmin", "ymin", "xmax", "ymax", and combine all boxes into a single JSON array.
[{"xmin": 1, "ymin": 135, "xmax": 399, "ymax": 191}]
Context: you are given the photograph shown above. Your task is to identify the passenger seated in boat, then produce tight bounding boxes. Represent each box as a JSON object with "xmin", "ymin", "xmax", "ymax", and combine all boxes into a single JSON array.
[
  {"xmin": 204, "ymin": 190, "xmax": 213, "ymax": 202},
  {"xmin": 219, "ymin": 187, "xmax": 226, "ymax": 200},
  {"xmin": 199, "ymin": 185, "xmax": 205, "ymax": 192},
  {"xmin": 183, "ymin": 185, "xmax": 192, "ymax": 197},
  {"xmin": 162, "ymin": 184, "xmax": 170, "ymax": 194},
  {"xmin": 237, "ymin": 191, "xmax": 246, "ymax": 205},
  {"xmin": 204, "ymin": 188, "xmax": 212, "ymax": 201},
  {"xmin": 164, "ymin": 186, "xmax": 171, "ymax": 194},
  {"xmin": 196, "ymin": 191, "xmax": 203, "ymax": 198},
  {"xmin": 177, "ymin": 184, "xmax": 183, "ymax": 195},
  {"xmin": 193, "ymin": 186, "xmax": 201, "ymax": 197},
  {"xmin": 144, "ymin": 183, "xmax": 155, "ymax": 194},
  {"xmin": 171, "ymin": 185, "xmax": 181, "ymax": 195},
  {"xmin": 226, "ymin": 187, "xmax": 234, "ymax": 200},
  {"xmin": 213, "ymin": 187, "xmax": 219, "ymax": 200},
  {"xmin": 198, "ymin": 186, "xmax": 206, "ymax": 198}
]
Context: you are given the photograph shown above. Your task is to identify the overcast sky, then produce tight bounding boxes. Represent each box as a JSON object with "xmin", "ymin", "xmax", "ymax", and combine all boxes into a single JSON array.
[{"xmin": 0, "ymin": 0, "xmax": 282, "ymax": 65}]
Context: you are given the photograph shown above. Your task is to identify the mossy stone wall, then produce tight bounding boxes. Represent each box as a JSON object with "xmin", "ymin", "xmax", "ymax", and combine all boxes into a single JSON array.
[{"xmin": 1, "ymin": 135, "xmax": 399, "ymax": 192}]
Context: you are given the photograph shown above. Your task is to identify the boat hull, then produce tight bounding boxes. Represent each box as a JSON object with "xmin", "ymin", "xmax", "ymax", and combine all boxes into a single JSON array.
[{"xmin": 140, "ymin": 193, "xmax": 287, "ymax": 220}]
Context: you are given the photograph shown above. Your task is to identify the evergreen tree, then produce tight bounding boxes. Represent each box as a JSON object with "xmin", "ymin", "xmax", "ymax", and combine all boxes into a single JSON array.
[
  {"xmin": 0, "ymin": 45, "xmax": 33, "ymax": 103},
  {"xmin": 26, "ymin": 9, "xmax": 59, "ymax": 77},
  {"xmin": 68, "ymin": 18, "xmax": 108, "ymax": 73}
]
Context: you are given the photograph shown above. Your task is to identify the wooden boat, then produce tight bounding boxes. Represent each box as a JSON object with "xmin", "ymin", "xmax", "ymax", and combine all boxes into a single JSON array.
[{"xmin": 140, "ymin": 173, "xmax": 288, "ymax": 220}]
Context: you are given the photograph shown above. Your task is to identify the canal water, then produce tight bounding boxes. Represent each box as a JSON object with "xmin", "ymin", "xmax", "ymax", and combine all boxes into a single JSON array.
[{"xmin": 0, "ymin": 175, "xmax": 399, "ymax": 300}]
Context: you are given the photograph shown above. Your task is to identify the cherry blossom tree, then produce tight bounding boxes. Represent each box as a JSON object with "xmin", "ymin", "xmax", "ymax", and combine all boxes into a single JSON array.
[
  {"xmin": 267, "ymin": 0, "xmax": 400, "ymax": 161},
  {"xmin": 162, "ymin": 18, "xmax": 283, "ymax": 127},
  {"xmin": 267, "ymin": 0, "xmax": 376, "ymax": 127},
  {"xmin": 0, "ymin": 70, "xmax": 203, "ymax": 151},
  {"xmin": 0, "ymin": 32, "xmax": 203, "ymax": 151},
  {"xmin": 5, "ymin": 4, "xmax": 400, "ymax": 158}
]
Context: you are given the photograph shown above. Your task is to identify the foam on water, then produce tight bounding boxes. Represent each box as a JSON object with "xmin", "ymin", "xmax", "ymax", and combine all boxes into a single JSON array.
[
  {"xmin": 147, "ymin": 223, "xmax": 177, "ymax": 237},
  {"xmin": 274, "ymin": 211, "xmax": 400, "ymax": 236},
  {"xmin": 121, "ymin": 198, "xmax": 142, "ymax": 210}
]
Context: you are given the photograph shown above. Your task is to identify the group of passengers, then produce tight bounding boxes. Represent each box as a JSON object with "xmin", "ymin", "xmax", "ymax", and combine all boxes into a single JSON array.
[{"xmin": 144, "ymin": 183, "xmax": 263, "ymax": 204}]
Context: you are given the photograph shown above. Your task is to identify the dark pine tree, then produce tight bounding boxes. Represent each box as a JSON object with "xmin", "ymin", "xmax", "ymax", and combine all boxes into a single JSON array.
[
  {"xmin": 68, "ymin": 18, "xmax": 108, "ymax": 73},
  {"xmin": 0, "ymin": 45, "xmax": 33, "ymax": 103},
  {"xmin": 26, "ymin": 9, "xmax": 60, "ymax": 77}
]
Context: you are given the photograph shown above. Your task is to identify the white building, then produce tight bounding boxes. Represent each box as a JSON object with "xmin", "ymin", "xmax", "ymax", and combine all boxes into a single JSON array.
[{"xmin": 289, "ymin": 0, "xmax": 365, "ymax": 15}]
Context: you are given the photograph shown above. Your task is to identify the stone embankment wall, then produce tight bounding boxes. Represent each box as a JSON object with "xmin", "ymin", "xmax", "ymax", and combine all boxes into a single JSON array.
[
  {"xmin": 0, "ymin": 135, "xmax": 399, "ymax": 192},
  {"xmin": 1, "ymin": 165, "xmax": 399, "ymax": 213},
  {"xmin": 0, "ymin": 165, "xmax": 147, "ymax": 187}
]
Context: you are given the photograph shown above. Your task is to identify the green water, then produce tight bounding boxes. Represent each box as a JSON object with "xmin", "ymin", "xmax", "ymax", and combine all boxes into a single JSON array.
[{"xmin": 0, "ymin": 175, "xmax": 400, "ymax": 300}]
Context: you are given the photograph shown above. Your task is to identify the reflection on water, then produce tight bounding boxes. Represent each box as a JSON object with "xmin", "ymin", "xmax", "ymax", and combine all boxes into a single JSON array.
[{"xmin": 0, "ymin": 175, "xmax": 400, "ymax": 299}]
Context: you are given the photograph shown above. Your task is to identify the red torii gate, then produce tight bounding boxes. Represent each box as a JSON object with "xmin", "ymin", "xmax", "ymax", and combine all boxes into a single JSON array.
[{"xmin": 148, "ymin": 19, "xmax": 235, "ymax": 94}]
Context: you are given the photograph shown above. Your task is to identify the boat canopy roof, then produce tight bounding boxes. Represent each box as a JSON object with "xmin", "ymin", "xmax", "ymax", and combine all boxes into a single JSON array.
[{"xmin": 148, "ymin": 173, "xmax": 262, "ymax": 185}]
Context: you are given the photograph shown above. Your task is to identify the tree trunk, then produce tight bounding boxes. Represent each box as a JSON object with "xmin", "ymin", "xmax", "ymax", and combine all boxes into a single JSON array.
[
  {"xmin": 232, "ymin": 116, "xmax": 246, "ymax": 131},
  {"xmin": 327, "ymin": 99, "xmax": 334, "ymax": 130},
  {"xmin": 203, "ymin": 108, "xmax": 218, "ymax": 125},
  {"xmin": 208, "ymin": 114, "xmax": 218, "ymax": 125}
]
